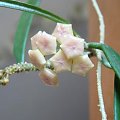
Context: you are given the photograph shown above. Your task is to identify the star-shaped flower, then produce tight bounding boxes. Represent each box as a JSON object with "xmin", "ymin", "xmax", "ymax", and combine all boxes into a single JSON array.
[
  {"xmin": 39, "ymin": 68, "xmax": 59, "ymax": 86},
  {"xmin": 72, "ymin": 54, "xmax": 94, "ymax": 76},
  {"xmin": 50, "ymin": 50, "xmax": 72, "ymax": 72},
  {"xmin": 31, "ymin": 31, "xmax": 57, "ymax": 55},
  {"xmin": 52, "ymin": 23, "xmax": 73, "ymax": 44},
  {"xmin": 60, "ymin": 35, "xmax": 84, "ymax": 59}
]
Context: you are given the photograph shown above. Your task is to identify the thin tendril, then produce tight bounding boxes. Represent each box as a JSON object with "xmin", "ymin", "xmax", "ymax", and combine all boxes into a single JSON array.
[{"xmin": 91, "ymin": 0, "xmax": 107, "ymax": 120}]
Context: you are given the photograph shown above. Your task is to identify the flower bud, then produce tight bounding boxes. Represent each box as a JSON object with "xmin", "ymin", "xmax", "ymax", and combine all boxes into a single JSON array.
[
  {"xmin": 0, "ymin": 70, "xmax": 3, "ymax": 78},
  {"xmin": 0, "ymin": 78, "xmax": 9, "ymax": 86},
  {"xmin": 52, "ymin": 23, "xmax": 73, "ymax": 44},
  {"xmin": 31, "ymin": 31, "xmax": 57, "ymax": 55},
  {"xmin": 39, "ymin": 68, "xmax": 58, "ymax": 86},
  {"xmin": 60, "ymin": 35, "xmax": 84, "ymax": 59},
  {"xmin": 50, "ymin": 50, "xmax": 72, "ymax": 72},
  {"xmin": 28, "ymin": 49, "xmax": 46, "ymax": 69},
  {"xmin": 72, "ymin": 54, "xmax": 94, "ymax": 76}
]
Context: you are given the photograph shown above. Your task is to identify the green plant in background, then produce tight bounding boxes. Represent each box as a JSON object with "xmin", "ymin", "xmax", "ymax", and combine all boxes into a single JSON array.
[
  {"xmin": 0, "ymin": 0, "xmax": 119, "ymax": 120},
  {"xmin": 13, "ymin": 0, "xmax": 40, "ymax": 63}
]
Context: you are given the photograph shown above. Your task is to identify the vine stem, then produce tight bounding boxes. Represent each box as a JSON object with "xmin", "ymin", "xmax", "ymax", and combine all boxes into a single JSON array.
[
  {"xmin": 91, "ymin": 0, "xmax": 107, "ymax": 120},
  {"xmin": 0, "ymin": 62, "xmax": 39, "ymax": 85}
]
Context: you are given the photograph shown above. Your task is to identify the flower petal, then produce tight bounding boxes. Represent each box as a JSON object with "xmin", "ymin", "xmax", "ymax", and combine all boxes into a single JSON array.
[
  {"xmin": 39, "ymin": 68, "xmax": 59, "ymax": 86},
  {"xmin": 60, "ymin": 35, "xmax": 84, "ymax": 59},
  {"xmin": 72, "ymin": 54, "xmax": 94, "ymax": 76},
  {"xmin": 52, "ymin": 23, "xmax": 73, "ymax": 44},
  {"xmin": 31, "ymin": 31, "xmax": 57, "ymax": 55},
  {"xmin": 31, "ymin": 31, "xmax": 42, "ymax": 50},
  {"xmin": 50, "ymin": 50, "xmax": 72, "ymax": 72},
  {"xmin": 28, "ymin": 49, "xmax": 46, "ymax": 69}
]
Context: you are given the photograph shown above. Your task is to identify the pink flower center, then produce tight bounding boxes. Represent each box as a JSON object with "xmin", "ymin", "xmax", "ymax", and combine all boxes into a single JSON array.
[
  {"xmin": 79, "ymin": 63, "xmax": 88, "ymax": 70},
  {"xmin": 42, "ymin": 38, "xmax": 49, "ymax": 47},
  {"xmin": 57, "ymin": 26, "xmax": 68, "ymax": 35},
  {"xmin": 43, "ymin": 75, "xmax": 52, "ymax": 85}
]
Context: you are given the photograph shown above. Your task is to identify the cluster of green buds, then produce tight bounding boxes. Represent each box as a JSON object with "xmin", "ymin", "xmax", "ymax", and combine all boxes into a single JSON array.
[
  {"xmin": 0, "ymin": 62, "xmax": 38, "ymax": 86},
  {"xmin": 28, "ymin": 23, "xmax": 94, "ymax": 86}
]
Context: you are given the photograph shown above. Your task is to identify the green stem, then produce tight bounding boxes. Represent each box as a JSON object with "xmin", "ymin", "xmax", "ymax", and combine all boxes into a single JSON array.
[
  {"xmin": 0, "ymin": 0, "xmax": 69, "ymax": 24},
  {"xmin": 114, "ymin": 75, "xmax": 120, "ymax": 120},
  {"xmin": 87, "ymin": 42, "xmax": 102, "ymax": 50},
  {"xmin": 87, "ymin": 42, "xmax": 112, "ymax": 68},
  {"xmin": 0, "ymin": 62, "xmax": 38, "ymax": 85}
]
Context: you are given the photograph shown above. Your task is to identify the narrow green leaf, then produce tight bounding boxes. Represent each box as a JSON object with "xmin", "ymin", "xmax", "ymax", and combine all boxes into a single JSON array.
[
  {"xmin": 0, "ymin": 0, "xmax": 69, "ymax": 24},
  {"xmin": 114, "ymin": 75, "xmax": 120, "ymax": 120},
  {"xmin": 101, "ymin": 54, "xmax": 111, "ymax": 69},
  {"xmin": 101, "ymin": 45, "xmax": 120, "ymax": 79},
  {"xmin": 88, "ymin": 42, "xmax": 120, "ymax": 79},
  {"xmin": 13, "ymin": 0, "xmax": 40, "ymax": 63}
]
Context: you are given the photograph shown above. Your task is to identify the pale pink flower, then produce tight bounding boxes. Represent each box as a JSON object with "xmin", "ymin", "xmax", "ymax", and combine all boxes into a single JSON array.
[
  {"xmin": 31, "ymin": 31, "xmax": 42, "ymax": 50},
  {"xmin": 31, "ymin": 31, "xmax": 57, "ymax": 55},
  {"xmin": 60, "ymin": 35, "xmax": 84, "ymax": 59},
  {"xmin": 39, "ymin": 68, "xmax": 59, "ymax": 86},
  {"xmin": 28, "ymin": 49, "xmax": 46, "ymax": 69},
  {"xmin": 72, "ymin": 54, "xmax": 94, "ymax": 76},
  {"xmin": 52, "ymin": 23, "xmax": 73, "ymax": 44},
  {"xmin": 50, "ymin": 50, "xmax": 72, "ymax": 72}
]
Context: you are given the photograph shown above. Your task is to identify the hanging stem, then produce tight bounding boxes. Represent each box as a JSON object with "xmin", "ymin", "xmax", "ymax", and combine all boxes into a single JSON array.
[
  {"xmin": 0, "ymin": 62, "xmax": 38, "ymax": 85},
  {"xmin": 91, "ymin": 0, "xmax": 107, "ymax": 119}
]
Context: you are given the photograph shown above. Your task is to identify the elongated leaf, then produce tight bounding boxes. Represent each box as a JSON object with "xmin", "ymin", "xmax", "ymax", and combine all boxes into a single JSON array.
[
  {"xmin": 101, "ymin": 45, "xmax": 120, "ymax": 79},
  {"xmin": 88, "ymin": 42, "xmax": 120, "ymax": 79},
  {"xmin": 13, "ymin": 0, "xmax": 40, "ymax": 63},
  {"xmin": 101, "ymin": 54, "xmax": 111, "ymax": 69},
  {"xmin": 0, "ymin": 0, "xmax": 69, "ymax": 24},
  {"xmin": 114, "ymin": 75, "xmax": 120, "ymax": 120}
]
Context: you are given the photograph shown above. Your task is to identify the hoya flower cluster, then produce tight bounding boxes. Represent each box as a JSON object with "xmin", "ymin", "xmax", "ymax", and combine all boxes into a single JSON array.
[{"xmin": 28, "ymin": 23, "xmax": 94, "ymax": 86}]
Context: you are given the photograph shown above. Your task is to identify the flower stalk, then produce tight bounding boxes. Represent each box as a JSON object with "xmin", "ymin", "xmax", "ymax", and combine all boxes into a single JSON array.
[{"xmin": 0, "ymin": 62, "xmax": 38, "ymax": 85}]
